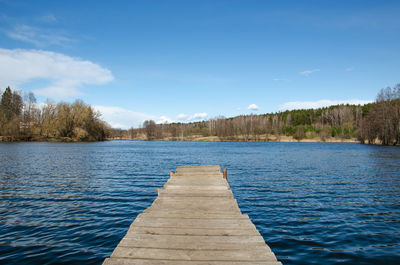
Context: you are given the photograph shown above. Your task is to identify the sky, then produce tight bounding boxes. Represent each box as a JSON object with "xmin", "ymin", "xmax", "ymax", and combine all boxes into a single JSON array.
[{"xmin": 1, "ymin": 0, "xmax": 399, "ymax": 129}]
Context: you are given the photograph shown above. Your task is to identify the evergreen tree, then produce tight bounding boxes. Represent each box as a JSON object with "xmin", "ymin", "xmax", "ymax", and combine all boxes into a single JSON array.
[
  {"xmin": 0, "ymin": 87, "xmax": 13, "ymax": 120},
  {"xmin": 0, "ymin": 86, "xmax": 23, "ymax": 121}
]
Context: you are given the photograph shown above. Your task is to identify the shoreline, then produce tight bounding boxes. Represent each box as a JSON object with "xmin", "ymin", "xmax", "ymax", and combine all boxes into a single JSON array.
[
  {"xmin": 1, "ymin": 135, "xmax": 392, "ymax": 145},
  {"xmin": 109, "ymin": 135, "xmax": 360, "ymax": 143},
  {"xmin": 0, "ymin": 136, "xmax": 100, "ymax": 143}
]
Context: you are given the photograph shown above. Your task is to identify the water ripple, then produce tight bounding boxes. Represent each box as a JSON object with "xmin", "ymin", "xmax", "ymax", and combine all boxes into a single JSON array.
[{"xmin": 0, "ymin": 141, "xmax": 399, "ymax": 264}]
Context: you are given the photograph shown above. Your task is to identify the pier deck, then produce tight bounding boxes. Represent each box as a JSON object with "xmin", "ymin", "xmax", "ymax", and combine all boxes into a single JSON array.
[{"xmin": 103, "ymin": 165, "xmax": 282, "ymax": 265}]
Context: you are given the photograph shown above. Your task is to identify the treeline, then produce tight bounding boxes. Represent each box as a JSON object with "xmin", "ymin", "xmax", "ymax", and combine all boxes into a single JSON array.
[
  {"xmin": 114, "ymin": 84, "xmax": 400, "ymax": 145},
  {"xmin": 3, "ymin": 84, "xmax": 398, "ymax": 144},
  {"xmin": 118, "ymin": 105, "xmax": 362, "ymax": 142},
  {"xmin": 359, "ymin": 85, "xmax": 400, "ymax": 145},
  {"xmin": 0, "ymin": 87, "xmax": 110, "ymax": 142}
]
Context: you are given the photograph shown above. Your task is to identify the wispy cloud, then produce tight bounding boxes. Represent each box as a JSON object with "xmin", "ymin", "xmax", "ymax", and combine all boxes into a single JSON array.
[
  {"xmin": 0, "ymin": 48, "xmax": 113, "ymax": 98},
  {"xmin": 300, "ymin": 69, "xmax": 320, "ymax": 76},
  {"xmin": 272, "ymin": 78, "xmax": 289, "ymax": 82},
  {"xmin": 6, "ymin": 24, "xmax": 72, "ymax": 47},
  {"xmin": 279, "ymin": 99, "xmax": 373, "ymax": 111},
  {"xmin": 345, "ymin": 67, "xmax": 354, "ymax": 71},
  {"xmin": 177, "ymin": 112, "xmax": 208, "ymax": 121},
  {"xmin": 39, "ymin": 14, "xmax": 57, "ymax": 23},
  {"xmin": 247, "ymin": 104, "xmax": 259, "ymax": 111}
]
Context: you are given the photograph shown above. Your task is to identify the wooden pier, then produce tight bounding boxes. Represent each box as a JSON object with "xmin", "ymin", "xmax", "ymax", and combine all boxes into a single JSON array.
[{"xmin": 103, "ymin": 165, "xmax": 282, "ymax": 265}]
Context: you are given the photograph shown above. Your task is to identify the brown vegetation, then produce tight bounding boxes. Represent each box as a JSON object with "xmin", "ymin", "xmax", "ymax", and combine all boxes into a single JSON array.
[
  {"xmin": 2, "ymin": 84, "xmax": 399, "ymax": 145},
  {"xmin": 0, "ymin": 87, "xmax": 110, "ymax": 142},
  {"xmin": 112, "ymin": 105, "xmax": 363, "ymax": 143},
  {"xmin": 359, "ymin": 84, "xmax": 400, "ymax": 145},
  {"xmin": 114, "ymin": 85, "xmax": 400, "ymax": 145}
]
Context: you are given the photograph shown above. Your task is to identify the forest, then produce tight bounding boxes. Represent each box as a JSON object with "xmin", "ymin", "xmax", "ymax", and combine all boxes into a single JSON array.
[
  {"xmin": 1, "ymin": 85, "xmax": 399, "ymax": 145},
  {"xmin": 0, "ymin": 87, "xmax": 110, "ymax": 142},
  {"xmin": 112, "ymin": 84, "xmax": 400, "ymax": 145}
]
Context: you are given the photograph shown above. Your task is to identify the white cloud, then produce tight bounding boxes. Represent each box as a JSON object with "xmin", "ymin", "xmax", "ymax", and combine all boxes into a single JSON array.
[
  {"xmin": 272, "ymin": 78, "xmax": 289, "ymax": 82},
  {"xmin": 279, "ymin": 99, "xmax": 373, "ymax": 111},
  {"xmin": 248, "ymin": 104, "xmax": 259, "ymax": 111},
  {"xmin": 6, "ymin": 24, "xmax": 72, "ymax": 47},
  {"xmin": 158, "ymin": 116, "xmax": 174, "ymax": 124},
  {"xmin": 0, "ymin": 48, "xmax": 113, "ymax": 98},
  {"xmin": 300, "ymin": 69, "xmax": 320, "ymax": 76},
  {"xmin": 176, "ymin": 114, "xmax": 189, "ymax": 120},
  {"xmin": 345, "ymin": 67, "xmax": 354, "ymax": 71},
  {"xmin": 94, "ymin": 105, "xmax": 157, "ymax": 129},
  {"xmin": 177, "ymin": 112, "xmax": 208, "ymax": 121},
  {"xmin": 193, "ymin": 113, "xmax": 208, "ymax": 119}
]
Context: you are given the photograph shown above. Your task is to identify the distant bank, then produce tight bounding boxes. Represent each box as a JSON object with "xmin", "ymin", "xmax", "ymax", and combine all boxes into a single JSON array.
[
  {"xmin": 2, "ymin": 84, "xmax": 399, "ymax": 145},
  {"xmin": 0, "ymin": 136, "xmax": 103, "ymax": 143},
  {"xmin": 110, "ymin": 85, "xmax": 400, "ymax": 146},
  {"xmin": 110, "ymin": 134, "xmax": 360, "ymax": 143}
]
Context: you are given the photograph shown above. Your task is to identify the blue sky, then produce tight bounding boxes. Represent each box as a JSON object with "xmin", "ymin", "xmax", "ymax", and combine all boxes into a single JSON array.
[{"xmin": 1, "ymin": 0, "xmax": 399, "ymax": 128}]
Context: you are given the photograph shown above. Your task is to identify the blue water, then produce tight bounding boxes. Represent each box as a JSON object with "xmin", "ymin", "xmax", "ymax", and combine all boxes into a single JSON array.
[{"xmin": 0, "ymin": 141, "xmax": 399, "ymax": 265}]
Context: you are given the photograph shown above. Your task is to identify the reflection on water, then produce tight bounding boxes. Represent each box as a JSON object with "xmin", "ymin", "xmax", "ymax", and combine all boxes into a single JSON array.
[{"xmin": 0, "ymin": 141, "xmax": 399, "ymax": 264}]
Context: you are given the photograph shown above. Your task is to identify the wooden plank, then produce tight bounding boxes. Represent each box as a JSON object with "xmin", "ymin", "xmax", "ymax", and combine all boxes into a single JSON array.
[
  {"xmin": 158, "ymin": 192, "xmax": 234, "ymax": 199},
  {"xmin": 138, "ymin": 211, "xmax": 248, "ymax": 219},
  {"xmin": 131, "ymin": 217, "xmax": 257, "ymax": 229},
  {"xmin": 176, "ymin": 165, "xmax": 221, "ymax": 171},
  {"xmin": 146, "ymin": 205, "xmax": 241, "ymax": 213},
  {"xmin": 174, "ymin": 174, "xmax": 224, "ymax": 177},
  {"xmin": 174, "ymin": 171, "xmax": 222, "ymax": 175},
  {"xmin": 173, "ymin": 168, "xmax": 222, "ymax": 171},
  {"xmin": 153, "ymin": 197, "xmax": 238, "ymax": 203},
  {"xmin": 166, "ymin": 179, "xmax": 228, "ymax": 184},
  {"xmin": 111, "ymin": 247, "xmax": 278, "ymax": 261},
  {"xmin": 127, "ymin": 226, "xmax": 260, "ymax": 236},
  {"xmin": 152, "ymin": 196, "xmax": 239, "ymax": 205},
  {"xmin": 175, "ymin": 166, "xmax": 222, "ymax": 176},
  {"xmin": 122, "ymin": 234, "xmax": 267, "ymax": 243},
  {"xmin": 142, "ymin": 208, "xmax": 243, "ymax": 215},
  {"xmin": 174, "ymin": 173, "xmax": 223, "ymax": 176},
  {"xmin": 104, "ymin": 258, "xmax": 283, "ymax": 265},
  {"xmin": 164, "ymin": 183, "xmax": 228, "ymax": 188},
  {"xmin": 165, "ymin": 182, "xmax": 228, "ymax": 187},
  {"xmin": 174, "ymin": 173, "xmax": 223, "ymax": 177},
  {"xmin": 137, "ymin": 212, "xmax": 249, "ymax": 220},
  {"xmin": 162, "ymin": 185, "xmax": 229, "ymax": 190},
  {"xmin": 118, "ymin": 237, "xmax": 271, "ymax": 251},
  {"xmin": 157, "ymin": 189, "xmax": 233, "ymax": 194},
  {"xmin": 157, "ymin": 192, "xmax": 234, "ymax": 198}
]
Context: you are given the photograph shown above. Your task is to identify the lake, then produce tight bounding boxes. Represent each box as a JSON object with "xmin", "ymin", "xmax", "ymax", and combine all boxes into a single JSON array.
[{"xmin": 0, "ymin": 141, "xmax": 399, "ymax": 264}]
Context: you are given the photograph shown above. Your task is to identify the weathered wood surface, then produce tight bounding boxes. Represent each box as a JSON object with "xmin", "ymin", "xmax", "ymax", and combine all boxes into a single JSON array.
[{"xmin": 103, "ymin": 165, "xmax": 282, "ymax": 265}]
